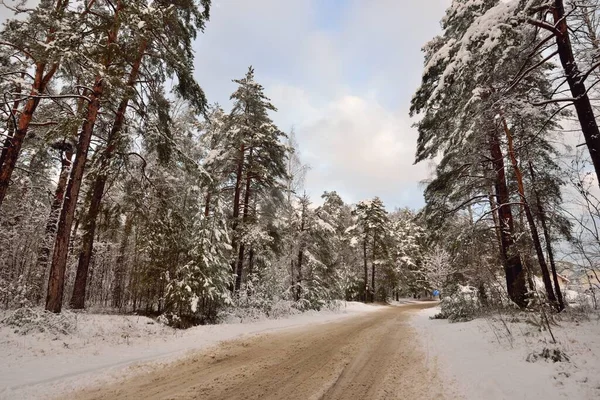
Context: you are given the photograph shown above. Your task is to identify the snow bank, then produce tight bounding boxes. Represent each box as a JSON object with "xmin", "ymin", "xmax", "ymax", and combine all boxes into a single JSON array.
[
  {"xmin": 0, "ymin": 302, "xmax": 385, "ymax": 399},
  {"xmin": 411, "ymin": 307, "xmax": 600, "ymax": 399}
]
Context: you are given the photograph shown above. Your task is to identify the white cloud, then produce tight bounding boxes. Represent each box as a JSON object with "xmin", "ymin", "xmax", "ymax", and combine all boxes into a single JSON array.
[
  {"xmin": 269, "ymin": 90, "xmax": 428, "ymax": 207},
  {"xmin": 191, "ymin": 0, "xmax": 450, "ymax": 208}
]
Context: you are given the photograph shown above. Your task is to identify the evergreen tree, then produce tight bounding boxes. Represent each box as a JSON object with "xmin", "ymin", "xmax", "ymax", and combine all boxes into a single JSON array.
[
  {"xmin": 411, "ymin": 0, "xmax": 566, "ymax": 308},
  {"xmin": 352, "ymin": 197, "xmax": 389, "ymax": 302},
  {"xmin": 226, "ymin": 67, "xmax": 288, "ymax": 293}
]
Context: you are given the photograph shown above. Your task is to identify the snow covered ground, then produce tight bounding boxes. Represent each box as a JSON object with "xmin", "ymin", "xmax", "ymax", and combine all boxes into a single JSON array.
[
  {"xmin": 411, "ymin": 306, "xmax": 600, "ymax": 400},
  {"xmin": 0, "ymin": 302, "xmax": 385, "ymax": 400}
]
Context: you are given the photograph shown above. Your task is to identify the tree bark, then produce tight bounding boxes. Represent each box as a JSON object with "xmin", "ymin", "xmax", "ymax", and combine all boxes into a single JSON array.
[
  {"xmin": 528, "ymin": 161, "xmax": 565, "ymax": 311},
  {"xmin": 296, "ymin": 199, "xmax": 306, "ymax": 301},
  {"xmin": 488, "ymin": 190, "xmax": 504, "ymax": 260},
  {"xmin": 234, "ymin": 147, "xmax": 253, "ymax": 292},
  {"xmin": 551, "ymin": 0, "xmax": 600, "ymax": 187},
  {"xmin": 489, "ymin": 129, "xmax": 528, "ymax": 308},
  {"xmin": 70, "ymin": 42, "xmax": 147, "ymax": 309},
  {"xmin": 297, "ymin": 247, "xmax": 304, "ymax": 301},
  {"xmin": 501, "ymin": 118, "xmax": 558, "ymax": 307},
  {"xmin": 363, "ymin": 237, "xmax": 368, "ymax": 302},
  {"xmin": 371, "ymin": 232, "xmax": 376, "ymax": 303},
  {"xmin": 45, "ymin": 77, "xmax": 104, "ymax": 313},
  {"xmin": 291, "ymin": 259, "xmax": 296, "ymax": 301},
  {"xmin": 204, "ymin": 191, "xmax": 212, "ymax": 217},
  {"xmin": 230, "ymin": 143, "xmax": 245, "ymax": 290},
  {"xmin": 112, "ymin": 214, "xmax": 133, "ymax": 309},
  {"xmin": 33, "ymin": 145, "xmax": 73, "ymax": 304},
  {"xmin": 70, "ymin": 179, "xmax": 104, "ymax": 309},
  {"xmin": 46, "ymin": 0, "xmax": 123, "ymax": 312}
]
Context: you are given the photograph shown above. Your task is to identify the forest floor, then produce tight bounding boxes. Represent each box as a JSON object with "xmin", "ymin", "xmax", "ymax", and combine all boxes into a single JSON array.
[{"xmin": 71, "ymin": 302, "xmax": 451, "ymax": 400}]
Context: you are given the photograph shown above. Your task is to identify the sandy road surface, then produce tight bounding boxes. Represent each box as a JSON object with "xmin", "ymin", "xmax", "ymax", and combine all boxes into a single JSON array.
[{"xmin": 74, "ymin": 303, "xmax": 448, "ymax": 400}]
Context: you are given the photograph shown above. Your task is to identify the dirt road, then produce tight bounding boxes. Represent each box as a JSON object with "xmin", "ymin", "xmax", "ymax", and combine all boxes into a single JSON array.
[{"xmin": 74, "ymin": 303, "xmax": 448, "ymax": 400}]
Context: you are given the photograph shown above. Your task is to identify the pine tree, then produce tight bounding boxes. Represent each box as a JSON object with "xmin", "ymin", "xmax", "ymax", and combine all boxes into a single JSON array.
[
  {"xmin": 411, "ymin": 0, "xmax": 566, "ymax": 308},
  {"xmin": 227, "ymin": 67, "xmax": 288, "ymax": 293},
  {"xmin": 352, "ymin": 197, "xmax": 388, "ymax": 302}
]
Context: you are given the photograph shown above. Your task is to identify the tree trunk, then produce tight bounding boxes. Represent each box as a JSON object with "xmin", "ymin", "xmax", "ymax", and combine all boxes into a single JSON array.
[
  {"xmin": 502, "ymin": 118, "xmax": 558, "ymax": 307},
  {"xmin": 371, "ymin": 232, "xmax": 376, "ymax": 303},
  {"xmin": 235, "ymin": 242, "xmax": 246, "ymax": 293},
  {"xmin": 489, "ymin": 129, "xmax": 528, "ymax": 308},
  {"xmin": 70, "ymin": 177, "xmax": 104, "ymax": 309},
  {"xmin": 33, "ymin": 145, "xmax": 73, "ymax": 304},
  {"xmin": 297, "ymin": 247, "xmax": 304, "ymax": 301},
  {"xmin": 290, "ymin": 259, "xmax": 296, "ymax": 301},
  {"xmin": 295, "ymin": 199, "xmax": 307, "ymax": 301},
  {"xmin": 70, "ymin": 42, "xmax": 146, "ymax": 310},
  {"xmin": 528, "ymin": 161, "xmax": 565, "ymax": 311},
  {"xmin": 363, "ymin": 238, "xmax": 368, "ymax": 302},
  {"xmin": 113, "ymin": 215, "xmax": 133, "ymax": 309},
  {"xmin": 230, "ymin": 143, "xmax": 245, "ymax": 290},
  {"xmin": 551, "ymin": 0, "xmax": 600, "ymax": 187},
  {"xmin": 44, "ymin": 0, "xmax": 123, "ymax": 313},
  {"xmin": 235, "ymin": 148, "xmax": 253, "ymax": 292},
  {"xmin": 488, "ymin": 190, "xmax": 505, "ymax": 260},
  {"xmin": 204, "ymin": 191, "xmax": 212, "ymax": 217},
  {"xmin": 247, "ymin": 248, "xmax": 255, "ymax": 277},
  {"xmin": 45, "ymin": 77, "xmax": 104, "ymax": 313}
]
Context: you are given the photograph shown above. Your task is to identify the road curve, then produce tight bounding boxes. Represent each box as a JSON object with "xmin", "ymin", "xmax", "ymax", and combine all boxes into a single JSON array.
[{"xmin": 74, "ymin": 303, "xmax": 448, "ymax": 400}]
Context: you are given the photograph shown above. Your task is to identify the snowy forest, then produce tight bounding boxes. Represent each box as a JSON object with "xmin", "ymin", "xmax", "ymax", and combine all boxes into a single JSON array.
[
  {"xmin": 0, "ymin": 0, "xmax": 427, "ymax": 326},
  {"xmin": 2, "ymin": 0, "xmax": 600, "ymax": 331}
]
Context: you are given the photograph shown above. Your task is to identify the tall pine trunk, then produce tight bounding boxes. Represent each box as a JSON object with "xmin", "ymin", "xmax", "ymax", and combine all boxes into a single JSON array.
[
  {"xmin": 502, "ymin": 118, "xmax": 558, "ymax": 307},
  {"xmin": 489, "ymin": 129, "xmax": 527, "ymax": 308},
  {"xmin": 371, "ymin": 232, "xmax": 376, "ymax": 303},
  {"xmin": 45, "ymin": 0, "xmax": 124, "ymax": 312},
  {"xmin": 296, "ymin": 199, "xmax": 306, "ymax": 301},
  {"xmin": 70, "ymin": 179, "xmax": 104, "ymax": 309},
  {"xmin": 33, "ymin": 145, "xmax": 73, "ymax": 304},
  {"xmin": 230, "ymin": 143, "xmax": 245, "ymax": 290},
  {"xmin": 488, "ymin": 190, "xmax": 505, "ymax": 260},
  {"xmin": 45, "ymin": 2, "xmax": 124, "ymax": 313},
  {"xmin": 297, "ymin": 247, "xmax": 304, "ymax": 301},
  {"xmin": 113, "ymin": 214, "xmax": 133, "ymax": 309},
  {"xmin": 528, "ymin": 161, "xmax": 565, "ymax": 311},
  {"xmin": 550, "ymin": 0, "xmax": 600, "ymax": 187},
  {"xmin": 235, "ymin": 148, "xmax": 253, "ymax": 292},
  {"xmin": 291, "ymin": 259, "xmax": 296, "ymax": 301},
  {"xmin": 45, "ymin": 78, "xmax": 104, "ymax": 313},
  {"xmin": 70, "ymin": 42, "xmax": 146, "ymax": 309},
  {"xmin": 363, "ymin": 238, "xmax": 368, "ymax": 302}
]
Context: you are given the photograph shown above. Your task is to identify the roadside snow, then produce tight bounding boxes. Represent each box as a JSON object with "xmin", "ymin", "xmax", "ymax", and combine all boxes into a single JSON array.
[
  {"xmin": 0, "ymin": 302, "xmax": 384, "ymax": 400},
  {"xmin": 411, "ymin": 306, "xmax": 600, "ymax": 400}
]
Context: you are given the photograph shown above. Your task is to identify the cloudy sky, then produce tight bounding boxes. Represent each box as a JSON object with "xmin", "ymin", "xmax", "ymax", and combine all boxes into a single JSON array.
[{"xmin": 192, "ymin": 0, "xmax": 450, "ymax": 209}]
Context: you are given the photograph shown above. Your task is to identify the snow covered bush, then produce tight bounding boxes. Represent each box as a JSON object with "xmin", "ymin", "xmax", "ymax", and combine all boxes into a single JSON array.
[
  {"xmin": 220, "ymin": 299, "xmax": 301, "ymax": 323},
  {"xmin": 526, "ymin": 347, "xmax": 570, "ymax": 363},
  {"xmin": 433, "ymin": 284, "xmax": 480, "ymax": 322},
  {"xmin": 321, "ymin": 300, "xmax": 343, "ymax": 312},
  {"xmin": 1, "ymin": 307, "xmax": 76, "ymax": 335}
]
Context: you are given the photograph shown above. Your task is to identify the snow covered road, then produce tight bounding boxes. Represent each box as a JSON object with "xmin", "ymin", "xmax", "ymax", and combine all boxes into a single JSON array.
[
  {"xmin": 70, "ymin": 303, "xmax": 446, "ymax": 400},
  {"xmin": 0, "ymin": 302, "xmax": 402, "ymax": 399}
]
